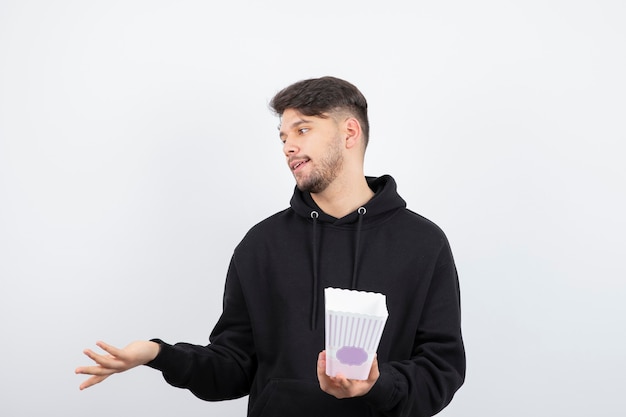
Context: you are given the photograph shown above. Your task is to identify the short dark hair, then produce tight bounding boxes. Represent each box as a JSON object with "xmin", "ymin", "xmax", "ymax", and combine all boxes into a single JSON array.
[{"xmin": 269, "ymin": 76, "xmax": 370, "ymax": 147}]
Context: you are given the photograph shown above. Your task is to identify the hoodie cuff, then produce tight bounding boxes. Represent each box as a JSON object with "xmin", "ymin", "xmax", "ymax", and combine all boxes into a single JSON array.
[
  {"xmin": 144, "ymin": 339, "xmax": 173, "ymax": 371},
  {"xmin": 363, "ymin": 364, "xmax": 398, "ymax": 411},
  {"xmin": 145, "ymin": 338, "xmax": 197, "ymax": 387}
]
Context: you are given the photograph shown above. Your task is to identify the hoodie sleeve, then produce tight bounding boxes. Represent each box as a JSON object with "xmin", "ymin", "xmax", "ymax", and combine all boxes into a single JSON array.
[
  {"xmin": 146, "ymin": 257, "xmax": 256, "ymax": 401},
  {"xmin": 363, "ymin": 242, "xmax": 466, "ymax": 417}
]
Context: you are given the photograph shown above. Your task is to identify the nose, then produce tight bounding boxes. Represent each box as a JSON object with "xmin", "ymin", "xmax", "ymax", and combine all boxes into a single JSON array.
[{"xmin": 282, "ymin": 136, "xmax": 298, "ymax": 156}]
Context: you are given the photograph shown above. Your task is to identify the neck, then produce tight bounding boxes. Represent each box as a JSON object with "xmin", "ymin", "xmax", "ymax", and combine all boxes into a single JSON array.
[{"xmin": 311, "ymin": 174, "xmax": 374, "ymax": 219}]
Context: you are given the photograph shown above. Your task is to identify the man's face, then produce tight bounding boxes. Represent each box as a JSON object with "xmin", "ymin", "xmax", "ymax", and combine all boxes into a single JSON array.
[{"xmin": 279, "ymin": 108, "xmax": 344, "ymax": 194}]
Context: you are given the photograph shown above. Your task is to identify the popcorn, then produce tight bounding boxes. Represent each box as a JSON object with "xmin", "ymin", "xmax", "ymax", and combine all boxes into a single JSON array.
[{"xmin": 324, "ymin": 287, "xmax": 388, "ymax": 380}]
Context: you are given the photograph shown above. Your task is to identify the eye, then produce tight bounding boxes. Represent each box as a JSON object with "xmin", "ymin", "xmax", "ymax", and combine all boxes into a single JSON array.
[{"xmin": 298, "ymin": 127, "xmax": 309, "ymax": 135}]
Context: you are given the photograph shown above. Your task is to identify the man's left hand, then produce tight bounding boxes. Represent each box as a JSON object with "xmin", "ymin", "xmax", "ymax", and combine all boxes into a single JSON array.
[{"xmin": 316, "ymin": 350, "xmax": 379, "ymax": 398}]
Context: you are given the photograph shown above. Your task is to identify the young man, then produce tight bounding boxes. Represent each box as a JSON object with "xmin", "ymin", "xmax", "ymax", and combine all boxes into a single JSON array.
[{"xmin": 76, "ymin": 76, "xmax": 466, "ymax": 416}]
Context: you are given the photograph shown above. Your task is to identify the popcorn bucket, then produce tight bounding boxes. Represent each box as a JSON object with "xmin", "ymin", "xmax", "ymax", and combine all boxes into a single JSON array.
[{"xmin": 324, "ymin": 287, "xmax": 388, "ymax": 380}]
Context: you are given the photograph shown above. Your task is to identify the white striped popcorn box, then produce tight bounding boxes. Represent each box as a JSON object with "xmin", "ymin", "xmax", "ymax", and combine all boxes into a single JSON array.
[{"xmin": 324, "ymin": 287, "xmax": 388, "ymax": 380}]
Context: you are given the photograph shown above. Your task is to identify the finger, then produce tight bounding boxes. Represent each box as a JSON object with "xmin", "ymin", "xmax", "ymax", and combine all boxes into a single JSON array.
[
  {"xmin": 96, "ymin": 341, "xmax": 124, "ymax": 358},
  {"xmin": 83, "ymin": 349, "xmax": 119, "ymax": 369},
  {"xmin": 317, "ymin": 351, "xmax": 331, "ymax": 390},
  {"xmin": 79, "ymin": 374, "xmax": 110, "ymax": 390},
  {"xmin": 75, "ymin": 365, "xmax": 115, "ymax": 377},
  {"xmin": 317, "ymin": 351, "xmax": 326, "ymax": 374},
  {"xmin": 367, "ymin": 355, "xmax": 380, "ymax": 382},
  {"xmin": 335, "ymin": 374, "xmax": 351, "ymax": 391}
]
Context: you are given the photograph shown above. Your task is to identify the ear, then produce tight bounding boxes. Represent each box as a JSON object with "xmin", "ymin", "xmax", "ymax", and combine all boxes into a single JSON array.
[{"xmin": 343, "ymin": 117, "xmax": 362, "ymax": 150}]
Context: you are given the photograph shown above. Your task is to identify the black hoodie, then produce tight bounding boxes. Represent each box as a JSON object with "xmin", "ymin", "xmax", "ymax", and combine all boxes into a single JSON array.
[{"xmin": 147, "ymin": 175, "xmax": 465, "ymax": 417}]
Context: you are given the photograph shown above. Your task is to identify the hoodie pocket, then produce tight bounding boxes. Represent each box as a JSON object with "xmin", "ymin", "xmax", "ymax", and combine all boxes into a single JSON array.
[{"xmin": 249, "ymin": 378, "xmax": 371, "ymax": 417}]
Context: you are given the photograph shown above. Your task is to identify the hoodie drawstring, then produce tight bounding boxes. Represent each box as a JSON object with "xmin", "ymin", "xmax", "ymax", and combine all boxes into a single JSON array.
[
  {"xmin": 351, "ymin": 207, "xmax": 366, "ymax": 289},
  {"xmin": 310, "ymin": 211, "xmax": 319, "ymax": 330},
  {"xmin": 309, "ymin": 207, "xmax": 367, "ymax": 330}
]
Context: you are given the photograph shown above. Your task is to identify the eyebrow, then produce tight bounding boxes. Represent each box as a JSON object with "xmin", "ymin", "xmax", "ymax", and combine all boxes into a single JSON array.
[{"xmin": 278, "ymin": 118, "xmax": 311, "ymax": 139}]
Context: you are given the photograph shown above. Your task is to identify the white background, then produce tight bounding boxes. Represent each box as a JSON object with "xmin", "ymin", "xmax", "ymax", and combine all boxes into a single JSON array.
[{"xmin": 1, "ymin": 1, "xmax": 625, "ymax": 416}]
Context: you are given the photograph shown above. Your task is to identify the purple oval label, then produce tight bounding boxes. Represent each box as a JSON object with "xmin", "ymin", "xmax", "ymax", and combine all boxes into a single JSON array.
[{"xmin": 336, "ymin": 346, "xmax": 368, "ymax": 366}]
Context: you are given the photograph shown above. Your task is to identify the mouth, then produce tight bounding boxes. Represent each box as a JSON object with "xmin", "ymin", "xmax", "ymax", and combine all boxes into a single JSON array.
[{"xmin": 290, "ymin": 158, "xmax": 310, "ymax": 172}]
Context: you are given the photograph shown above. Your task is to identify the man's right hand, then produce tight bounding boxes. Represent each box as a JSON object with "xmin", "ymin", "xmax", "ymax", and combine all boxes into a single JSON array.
[{"xmin": 75, "ymin": 340, "xmax": 160, "ymax": 390}]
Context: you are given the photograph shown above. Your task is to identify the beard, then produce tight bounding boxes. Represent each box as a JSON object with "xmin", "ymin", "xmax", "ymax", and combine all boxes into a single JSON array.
[{"xmin": 295, "ymin": 140, "xmax": 344, "ymax": 194}]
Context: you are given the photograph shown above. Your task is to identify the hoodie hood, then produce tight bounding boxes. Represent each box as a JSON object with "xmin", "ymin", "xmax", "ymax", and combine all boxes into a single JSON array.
[
  {"xmin": 289, "ymin": 175, "xmax": 407, "ymax": 329},
  {"xmin": 289, "ymin": 175, "xmax": 407, "ymax": 225}
]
